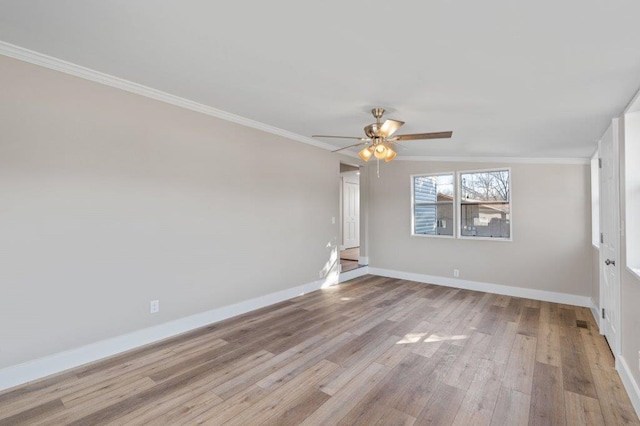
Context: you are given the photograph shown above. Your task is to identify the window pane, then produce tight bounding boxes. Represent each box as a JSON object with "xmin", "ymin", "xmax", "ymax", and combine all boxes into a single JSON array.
[
  {"xmin": 413, "ymin": 174, "xmax": 454, "ymax": 237},
  {"xmin": 414, "ymin": 175, "xmax": 454, "ymax": 203},
  {"xmin": 460, "ymin": 170, "xmax": 509, "ymax": 202},
  {"xmin": 625, "ymin": 111, "xmax": 640, "ymax": 273},
  {"xmin": 460, "ymin": 202, "xmax": 510, "ymax": 238},
  {"xmin": 415, "ymin": 203, "xmax": 454, "ymax": 235}
]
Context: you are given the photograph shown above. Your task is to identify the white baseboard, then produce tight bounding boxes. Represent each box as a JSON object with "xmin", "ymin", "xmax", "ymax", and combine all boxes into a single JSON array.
[
  {"xmin": 339, "ymin": 266, "xmax": 369, "ymax": 283},
  {"xmin": 590, "ymin": 299, "xmax": 602, "ymax": 332},
  {"xmin": 0, "ymin": 278, "xmax": 327, "ymax": 392},
  {"xmin": 0, "ymin": 267, "xmax": 598, "ymax": 393},
  {"xmin": 618, "ymin": 355, "xmax": 640, "ymax": 420},
  {"xmin": 368, "ymin": 267, "xmax": 592, "ymax": 307},
  {"xmin": 358, "ymin": 256, "xmax": 369, "ymax": 265}
]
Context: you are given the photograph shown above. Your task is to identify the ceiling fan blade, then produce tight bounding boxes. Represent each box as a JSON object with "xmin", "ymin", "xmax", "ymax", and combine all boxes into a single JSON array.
[
  {"xmin": 386, "ymin": 140, "xmax": 408, "ymax": 151},
  {"xmin": 393, "ymin": 131, "xmax": 453, "ymax": 141},
  {"xmin": 379, "ymin": 119, "xmax": 405, "ymax": 138},
  {"xmin": 312, "ymin": 135, "xmax": 368, "ymax": 140},
  {"xmin": 331, "ymin": 141, "xmax": 368, "ymax": 153}
]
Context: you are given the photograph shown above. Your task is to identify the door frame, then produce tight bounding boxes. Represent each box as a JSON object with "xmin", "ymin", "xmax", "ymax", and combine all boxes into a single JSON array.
[
  {"xmin": 338, "ymin": 163, "xmax": 363, "ymax": 275},
  {"xmin": 342, "ymin": 171, "xmax": 360, "ymax": 249},
  {"xmin": 598, "ymin": 118, "xmax": 622, "ymax": 359},
  {"xmin": 339, "ymin": 164, "xmax": 361, "ymax": 250}
]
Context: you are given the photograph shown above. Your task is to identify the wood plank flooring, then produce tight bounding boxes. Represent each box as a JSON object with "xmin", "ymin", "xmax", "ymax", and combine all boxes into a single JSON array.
[
  {"xmin": 340, "ymin": 247, "xmax": 363, "ymax": 272},
  {"xmin": 1, "ymin": 275, "xmax": 638, "ymax": 425},
  {"xmin": 339, "ymin": 247, "xmax": 359, "ymax": 262},
  {"xmin": 339, "ymin": 259, "xmax": 361, "ymax": 273}
]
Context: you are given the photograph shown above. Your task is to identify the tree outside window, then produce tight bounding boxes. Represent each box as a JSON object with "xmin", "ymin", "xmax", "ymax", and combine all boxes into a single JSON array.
[{"xmin": 459, "ymin": 170, "xmax": 511, "ymax": 239}]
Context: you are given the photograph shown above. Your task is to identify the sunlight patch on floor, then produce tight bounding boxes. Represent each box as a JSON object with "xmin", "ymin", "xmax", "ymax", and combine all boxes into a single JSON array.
[{"xmin": 396, "ymin": 333, "xmax": 468, "ymax": 345}]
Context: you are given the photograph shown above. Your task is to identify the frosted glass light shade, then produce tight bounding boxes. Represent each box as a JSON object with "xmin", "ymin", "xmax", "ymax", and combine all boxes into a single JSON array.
[
  {"xmin": 384, "ymin": 147, "xmax": 397, "ymax": 162},
  {"xmin": 358, "ymin": 146, "xmax": 373, "ymax": 162}
]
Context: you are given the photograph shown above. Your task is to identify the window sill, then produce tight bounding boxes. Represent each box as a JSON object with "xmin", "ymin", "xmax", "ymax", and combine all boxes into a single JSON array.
[
  {"xmin": 411, "ymin": 233, "xmax": 454, "ymax": 239},
  {"xmin": 458, "ymin": 236, "xmax": 512, "ymax": 242},
  {"xmin": 627, "ymin": 266, "xmax": 640, "ymax": 282}
]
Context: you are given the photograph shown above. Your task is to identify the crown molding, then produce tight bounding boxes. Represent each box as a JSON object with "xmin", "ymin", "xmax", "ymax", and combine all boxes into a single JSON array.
[
  {"xmin": 0, "ymin": 41, "xmax": 592, "ymax": 165},
  {"xmin": 624, "ymin": 85, "xmax": 640, "ymax": 114},
  {"xmin": 394, "ymin": 155, "xmax": 590, "ymax": 165},
  {"xmin": 0, "ymin": 41, "xmax": 362, "ymax": 157}
]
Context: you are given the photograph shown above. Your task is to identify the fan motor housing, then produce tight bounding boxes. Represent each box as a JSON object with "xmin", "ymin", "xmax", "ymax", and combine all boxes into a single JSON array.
[{"xmin": 364, "ymin": 123, "xmax": 380, "ymax": 138}]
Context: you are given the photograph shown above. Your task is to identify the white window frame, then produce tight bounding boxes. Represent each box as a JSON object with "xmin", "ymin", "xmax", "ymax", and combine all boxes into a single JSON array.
[
  {"xmin": 411, "ymin": 172, "xmax": 455, "ymax": 239},
  {"xmin": 456, "ymin": 167, "xmax": 512, "ymax": 242},
  {"xmin": 624, "ymin": 111, "xmax": 640, "ymax": 278}
]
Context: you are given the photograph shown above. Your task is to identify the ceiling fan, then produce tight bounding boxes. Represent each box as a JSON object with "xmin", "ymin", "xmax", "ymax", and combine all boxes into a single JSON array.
[{"xmin": 313, "ymin": 108, "xmax": 453, "ymax": 163}]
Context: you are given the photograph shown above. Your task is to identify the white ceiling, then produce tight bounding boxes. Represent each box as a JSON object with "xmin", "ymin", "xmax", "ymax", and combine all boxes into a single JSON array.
[{"xmin": 1, "ymin": 1, "xmax": 639, "ymax": 159}]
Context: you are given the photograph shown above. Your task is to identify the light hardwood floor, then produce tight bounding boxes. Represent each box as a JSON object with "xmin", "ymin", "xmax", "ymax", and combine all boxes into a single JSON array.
[
  {"xmin": 0, "ymin": 275, "xmax": 638, "ymax": 425},
  {"xmin": 339, "ymin": 259, "xmax": 361, "ymax": 273},
  {"xmin": 340, "ymin": 247, "xmax": 362, "ymax": 273}
]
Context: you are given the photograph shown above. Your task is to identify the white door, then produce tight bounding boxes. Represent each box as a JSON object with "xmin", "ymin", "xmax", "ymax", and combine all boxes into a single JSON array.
[
  {"xmin": 599, "ymin": 119, "xmax": 620, "ymax": 357},
  {"xmin": 343, "ymin": 174, "xmax": 360, "ymax": 249}
]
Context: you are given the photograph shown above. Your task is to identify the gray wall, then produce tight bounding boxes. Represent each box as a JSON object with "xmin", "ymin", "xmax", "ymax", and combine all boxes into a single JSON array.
[
  {"xmin": 0, "ymin": 55, "xmax": 342, "ymax": 369},
  {"xmin": 0, "ymin": 51, "xmax": 601, "ymax": 380},
  {"xmin": 339, "ymin": 163, "xmax": 359, "ymax": 173},
  {"xmin": 620, "ymin": 266, "xmax": 640, "ymax": 390},
  {"xmin": 367, "ymin": 160, "xmax": 593, "ymax": 296}
]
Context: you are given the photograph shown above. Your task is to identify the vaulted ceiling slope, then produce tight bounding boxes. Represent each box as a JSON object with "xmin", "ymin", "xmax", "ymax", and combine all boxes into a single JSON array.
[{"xmin": 1, "ymin": 1, "xmax": 639, "ymax": 159}]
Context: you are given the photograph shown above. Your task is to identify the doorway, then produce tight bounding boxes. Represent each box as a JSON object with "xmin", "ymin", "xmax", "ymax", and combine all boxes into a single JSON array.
[{"xmin": 340, "ymin": 163, "xmax": 363, "ymax": 273}]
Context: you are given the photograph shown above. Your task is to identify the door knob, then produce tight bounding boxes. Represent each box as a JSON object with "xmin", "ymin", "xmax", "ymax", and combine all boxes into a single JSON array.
[{"xmin": 605, "ymin": 259, "xmax": 616, "ymax": 266}]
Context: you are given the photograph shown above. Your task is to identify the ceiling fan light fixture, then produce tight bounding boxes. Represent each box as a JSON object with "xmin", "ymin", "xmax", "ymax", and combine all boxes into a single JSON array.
[
  {"xmin": 364, "ymin": 124, "xmax": 378, "ymax": 138},
  {"xmin": 384, "ymin": 147, "xmax": 397, "ymax": 162},
  {"xmin": 317, "ymin": 107, "xmax": 453, "ymax": 170},
  {"xmin": 374, "ymin": 144, "xmax": 387, "ymax": 159},
  {"xmin": 358, "ymin": 146, "xmax": 373, "ymax": 162}
]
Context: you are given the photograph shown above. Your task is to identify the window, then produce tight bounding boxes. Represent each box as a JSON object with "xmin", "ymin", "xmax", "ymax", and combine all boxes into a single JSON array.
[
  {"xmin": 412, "ymin": 173, "xmax": 454, "ymax": 236},
  {"xmin": 625, "ymin": 111, "xmax": 640, "ymax": 276},
  {"xmin": 590, "ymin": 152, "xmax": 600, "ymax": 247},
  {"xmin": 458, "ymin": 169, "xmax": 511, "ymax": 239}
]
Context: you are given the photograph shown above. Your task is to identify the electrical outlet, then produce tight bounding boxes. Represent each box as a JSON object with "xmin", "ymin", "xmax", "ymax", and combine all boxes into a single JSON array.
[
  {"xmin": 150, "ymin": 300, "xmax": 159, "ymax": 314},
  {"xmin": 331, "ymin": 216, "xmax": 336, "ymax": 225},
  {"xmin": 453, "ymin": 269, "xmax": 460, "ymax": 278}
]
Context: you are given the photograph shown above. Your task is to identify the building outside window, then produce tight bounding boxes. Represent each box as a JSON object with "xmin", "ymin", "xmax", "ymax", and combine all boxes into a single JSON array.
[
  {"xmin": 412, "ymin": 173, "xmax": 454, "ymax": 237},
  {"xmin": 459, "ymin": 169, "xmax": 511, "ymax": 239}
]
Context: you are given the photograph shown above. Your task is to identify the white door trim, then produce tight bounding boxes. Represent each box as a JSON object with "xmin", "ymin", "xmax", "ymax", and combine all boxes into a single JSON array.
[{"xmin": 342, "ymin": 171, "xmax": 360, "ymax": 249}]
